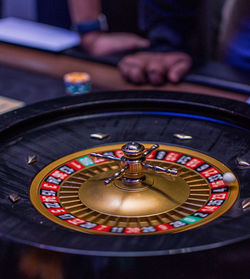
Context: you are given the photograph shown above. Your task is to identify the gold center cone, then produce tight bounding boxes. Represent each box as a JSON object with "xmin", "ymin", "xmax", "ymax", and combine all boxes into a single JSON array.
[{"xmin": 79, "ymin": 170, "xmax": 190, "ymax": 217}]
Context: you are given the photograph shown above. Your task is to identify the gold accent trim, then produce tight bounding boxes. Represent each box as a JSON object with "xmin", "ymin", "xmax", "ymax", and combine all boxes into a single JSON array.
[
  {"xmin": 90, "ymin": 133, "xmax": 109, "ymax": 140},
  {"xmin": 174, "ymin": 134, "xmax": 193, "ymax": 140},
  {"xmin": 242, "ymin": 198, "xmax": 250, "ymax": 209},
  {"xmin": 237, "ymin": 158, "xmax": 250, "ymax": 167},
  {"xmin": 9, "ymin": 193, "xmax": 21, "ymax": 203},
  {"xmin": 27, "ymin": 154, "xmax": 37, "ymax": 165}
]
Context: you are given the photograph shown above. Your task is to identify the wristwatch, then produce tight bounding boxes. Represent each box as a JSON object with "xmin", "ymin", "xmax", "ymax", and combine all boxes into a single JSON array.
[{"xmin": 73, "ymin": 14, "xmax": 108, "ymax": 35}]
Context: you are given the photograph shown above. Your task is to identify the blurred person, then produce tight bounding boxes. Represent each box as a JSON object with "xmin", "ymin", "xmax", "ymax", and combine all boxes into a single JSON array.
[
  {"xmin": 118, "ymin": 0, "xmax": 198, "ymax": 85},
  {"xmin": 225, "ymin": 16, "xmax": 250, "ymax": 71},
  {"xmin": 220, "ymin": 0, "xmax": 250, "ymax": 71},
  {"xmin": 118, "ymin": 0, "xmax": 250, "ymax": 84},
  {"xmin": 40, "ymin": 0, "xmax": 249, "ymax": 84},
  {"xmin": 68, "ymin": 0, "xmax": 199, "ymax": 85}
]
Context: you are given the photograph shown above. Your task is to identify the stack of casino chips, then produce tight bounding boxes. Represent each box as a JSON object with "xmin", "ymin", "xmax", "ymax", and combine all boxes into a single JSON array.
[{"xmin": 64, "ymin": 72, "xmax": 91, "ymax": 95}]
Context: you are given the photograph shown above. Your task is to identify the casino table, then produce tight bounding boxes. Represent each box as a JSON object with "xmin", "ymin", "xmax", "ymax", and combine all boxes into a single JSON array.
[
  {"xmin": 0, "ymin": 43, "xmax": 250, "ymax": 279},
  {"xmin": 0, "ymin": 42, "xmax": 249, "ymax": 103}
]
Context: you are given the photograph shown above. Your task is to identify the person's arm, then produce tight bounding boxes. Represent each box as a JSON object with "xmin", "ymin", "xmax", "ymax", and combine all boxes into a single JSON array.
[
  {"xmin": 67, "ymin": 0, "xmax": 102, "ymax": 54},
  {"xmin": 67, "ymin": 0, "xmax": 149, "ymax": 56},
  {"xmin": 68, "ymin": 0, "xmax": 101, "ymax": 22}
]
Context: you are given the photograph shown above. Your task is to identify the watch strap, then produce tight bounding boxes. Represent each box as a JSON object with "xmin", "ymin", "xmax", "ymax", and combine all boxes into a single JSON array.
[{"xmin": 74, "ymin": 14, "xmax": 108, "ymax": 34}]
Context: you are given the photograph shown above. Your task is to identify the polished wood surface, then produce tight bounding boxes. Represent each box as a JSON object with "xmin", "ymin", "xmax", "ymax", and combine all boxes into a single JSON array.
[{"xmin": 0, "ymin": 43, "xmax": 248, "ymax": 102}]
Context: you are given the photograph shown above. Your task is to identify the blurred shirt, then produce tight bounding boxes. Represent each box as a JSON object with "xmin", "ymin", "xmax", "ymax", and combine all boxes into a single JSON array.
[
  {"xmin": 138, "ymin": 0, "xmax": 199, "ymax": 52},
  {"xmin": 225, "ymin": 16, "xmax": 250, "ymax": 71}
]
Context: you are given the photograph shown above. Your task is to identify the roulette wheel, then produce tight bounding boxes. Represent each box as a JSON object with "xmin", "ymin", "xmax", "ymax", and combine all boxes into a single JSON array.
[{"xmin": 0, "ymin": 90, "xmax": 250, "ymax": 278}]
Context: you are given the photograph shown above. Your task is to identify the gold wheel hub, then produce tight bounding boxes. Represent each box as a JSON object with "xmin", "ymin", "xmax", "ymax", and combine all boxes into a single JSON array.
[{"xmin": 79, "ymin": 171, "xmax": 190, "ymax": 217}]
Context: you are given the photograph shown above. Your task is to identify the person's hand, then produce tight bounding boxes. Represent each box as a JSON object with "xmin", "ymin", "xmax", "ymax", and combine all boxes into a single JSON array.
[
  {"xmin": 118, "ymin": 51, "xmax": 192, "ymax": 85},
  {"xmin": 81, "ymin": 32, "xmax": 150, "ymax": 56}
]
